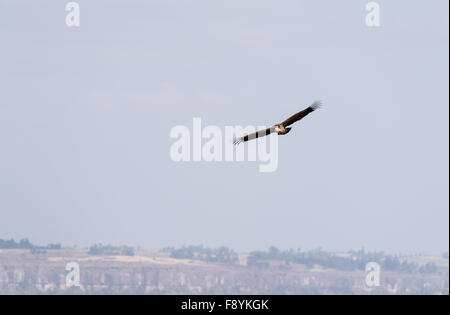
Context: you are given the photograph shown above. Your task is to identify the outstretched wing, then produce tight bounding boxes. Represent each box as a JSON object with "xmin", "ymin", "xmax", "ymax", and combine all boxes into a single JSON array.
[
  {"xmin": 234, "ymin": 127, "xmax": 275, "ymax": 145},
  {"xmin": 280, "ymin": 100, "xmax": 321, "ymax": 127}
]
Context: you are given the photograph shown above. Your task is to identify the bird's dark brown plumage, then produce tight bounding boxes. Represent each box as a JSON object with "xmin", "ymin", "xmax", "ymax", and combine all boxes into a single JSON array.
[{"xmin": 234, "ymin": 101, "xmax": 321, "ymax": 145}]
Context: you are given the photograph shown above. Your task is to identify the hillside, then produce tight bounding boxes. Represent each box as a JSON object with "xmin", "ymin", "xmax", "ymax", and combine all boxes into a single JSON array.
[{"xmin": 0, "ymin": 249, "xmax": 448, "ymax": 294}]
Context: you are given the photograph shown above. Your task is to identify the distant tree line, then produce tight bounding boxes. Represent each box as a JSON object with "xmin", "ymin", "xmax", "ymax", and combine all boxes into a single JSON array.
[
  {"xmin": 161, "ymin": 245, "xmax": 444, "ymax": 274},
  {"xmin": 0, "ymin": 238, "xmax": 61, "ymax": 250},
  {"xmin": 161, "ymin": 245, "xmax": 238, "ymax": 264},
  {"xmin": 0, "ymin": 238, "xmax": 135, "ymax": 256},
  {"xmin": 246, "ymin": 247, "xmax": 441, "ymax": 274},
  {"xmin": 88, "ymin": 244, "xmax": 134, "ymax": 256}
]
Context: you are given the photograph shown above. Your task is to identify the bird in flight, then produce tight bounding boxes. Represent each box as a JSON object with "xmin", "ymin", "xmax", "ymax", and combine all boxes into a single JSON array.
[{"xmin": 233, "ymin": 100, "xmax": 321, "ymax": 145}]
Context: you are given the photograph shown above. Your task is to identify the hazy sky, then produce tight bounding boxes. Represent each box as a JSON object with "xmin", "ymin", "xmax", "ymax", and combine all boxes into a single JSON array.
[{"xmin": 0, "ymin": 1, "xmax": 448, "ymax": 254}]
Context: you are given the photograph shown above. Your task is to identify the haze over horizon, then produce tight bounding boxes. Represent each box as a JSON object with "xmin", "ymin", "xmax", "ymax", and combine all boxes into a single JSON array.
[{"xmin": 0, "ymin": 1, "xmax": 448, "ymax": 255}]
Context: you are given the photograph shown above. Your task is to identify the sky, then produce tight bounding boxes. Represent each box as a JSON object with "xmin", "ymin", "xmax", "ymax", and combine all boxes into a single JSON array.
[{"xmin": 0, "ymin": 0, "xmax": 448, "ymax": 254}]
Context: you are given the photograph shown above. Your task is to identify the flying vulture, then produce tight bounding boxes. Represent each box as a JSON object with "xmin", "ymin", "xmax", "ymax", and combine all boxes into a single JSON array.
[{"xmin": 233, "ymin": 100, "xmax": 321, "ymax": 145}]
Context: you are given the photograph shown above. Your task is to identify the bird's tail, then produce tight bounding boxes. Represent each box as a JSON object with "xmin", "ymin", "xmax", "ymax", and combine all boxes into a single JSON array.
[{"xmin": 310, "ymin": 100, "xmax": 322, "ymax": 111}]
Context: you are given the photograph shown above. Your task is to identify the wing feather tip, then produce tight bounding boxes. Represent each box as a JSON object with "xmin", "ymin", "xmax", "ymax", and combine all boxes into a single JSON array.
[{"xmin": 310, "ymin": 100, "xmax": 322, "ymax": 111}]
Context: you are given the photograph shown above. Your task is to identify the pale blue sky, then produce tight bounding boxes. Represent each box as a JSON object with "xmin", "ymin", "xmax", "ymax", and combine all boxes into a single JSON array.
[{"xmin": 0, "ymin": 1, "xmax": 448, "ymax": 254}]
